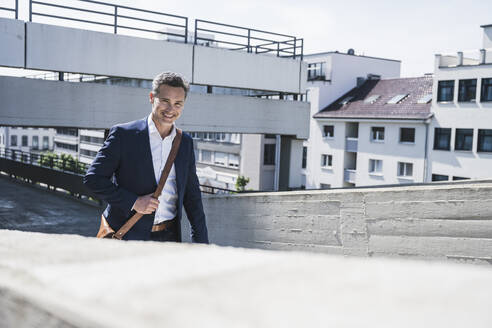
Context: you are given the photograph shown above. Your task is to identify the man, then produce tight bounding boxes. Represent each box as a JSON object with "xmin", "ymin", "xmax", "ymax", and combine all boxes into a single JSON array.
[{"xmin": 84, "ymin": 72, "xmax": 208, "ymax": 243}]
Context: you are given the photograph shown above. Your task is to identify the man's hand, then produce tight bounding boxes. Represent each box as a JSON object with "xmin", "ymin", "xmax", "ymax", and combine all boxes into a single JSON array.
[{"xmin": 132, "ymin": 194, "xmax": 159, "ymax": 214}]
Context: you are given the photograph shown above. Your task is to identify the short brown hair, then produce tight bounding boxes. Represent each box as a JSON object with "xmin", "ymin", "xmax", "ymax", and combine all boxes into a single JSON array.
[{"xmin": 151, "ymin": 72, "xmax": 190, "ymax": 98}]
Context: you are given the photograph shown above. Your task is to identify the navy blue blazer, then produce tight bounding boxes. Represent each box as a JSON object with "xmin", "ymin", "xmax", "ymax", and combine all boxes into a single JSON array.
[{"xmin": 83, "ymin": 117, "xmax": 208, "ymax": 243}]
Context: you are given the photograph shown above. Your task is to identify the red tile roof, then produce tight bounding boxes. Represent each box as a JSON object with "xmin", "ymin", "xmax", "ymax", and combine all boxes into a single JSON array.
[{"xmin": 313, "ymin": 76, "xmax": 433, "ymax": 120}]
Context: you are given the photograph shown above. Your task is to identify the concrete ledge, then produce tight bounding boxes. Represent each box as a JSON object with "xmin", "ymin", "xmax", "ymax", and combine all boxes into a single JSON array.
[
  {"xmin": 182, "ymin": 180, "xmax": 492, "ymax": 261},
  {"xmin": 1, "ymin": 229, "xmax": 492, "ymax": 327},
  {"xmin": 0, "ymin": 76, "xmax": 310, "ymax": 138}
]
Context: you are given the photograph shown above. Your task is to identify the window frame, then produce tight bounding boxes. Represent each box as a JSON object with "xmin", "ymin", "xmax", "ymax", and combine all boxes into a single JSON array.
[
  {"xmin": 458, "ymin": 79, "xmax": 477, "ymax": 102},
  {"xmin": 432, "ymin": 174, "xmax": 449, "ymax": 182},
  {"xmin": 399, "ymin": 127, "xmax": 416, "ymax": 144},
  {"xmin": 320, "ymin": 154, "xmax": 333, "ymax": 169},
  {"xmin": 322, "ymin": 125, "xmax": 334, "ymax": 139},
  {"xmin": 454, "ymin": 128, "xmax": 474, "ymax": 151},
  {"xmin": 433, "ymin": 128, "xmax": 452, "ymax": 151},
  {"xmin": 263, "ymin": 144, "xmax": 276, "ymax": 165},
  {"xmin": 437, "ymin": 80, "xmax": 455, "ymax": 102},
  {"xmin": 397, "ymin": 162, "xmax": 413, "ymax": 178},
  {"xmin": 477, "ymin": 129, "xmax": 492, "ymax": 153},
  {"xmin": 368, "ymin": 159, "xmax": 383, "ymax": 174},
  {"xmin": 371, "ymin": 126, "xmax": 385, "ymax": 142},
  {"xmin": 481, "ymin": 78, "xmax": 492, "ymax": 102}
]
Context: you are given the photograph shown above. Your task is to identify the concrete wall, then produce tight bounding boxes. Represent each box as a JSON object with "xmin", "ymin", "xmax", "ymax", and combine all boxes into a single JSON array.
[
  {"xmin": 182, "ymin": 180, "xmax": 492, "ymax": 263},
  {"xmin": 0, "ymin": 18, "xmax": 24, "ymax": 68},
  {"xmin": 193, "ymin": 46, "xmax": 306, "ymax": 93},
  {"xmin": 0, "ymin": 76, "xmax": 310, "ymax": 138},
  {"xmin": 26, "ymin": 22, "xmax": 193, "ymax": 81},
  {"xmin": 0, "ymin": 19, "xmax": 306, "ymax": 93}
]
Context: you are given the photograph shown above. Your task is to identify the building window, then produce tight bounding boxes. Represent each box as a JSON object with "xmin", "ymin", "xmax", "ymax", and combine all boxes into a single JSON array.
[
  {"xmin": 432, "ymin": 174, "xmax": 449, "ymax": 181},
  {"xmin": 458, "ymin": 79, "xmax": 477, "ymax": 102},
  {"xmin": 397, "ymin": 162, "xmax": 413, "ymax": 177},
  {"xmin": 322, "ymin": 125, "xmax": 334, "ymax": 138},
  {"xmin": 302, "ymin": 146, "xmax": 307, "ymax": 169},
  {"xmin": 214, "ymin": 152, "xmax": 227, "ymax": 166},
  {"xmin": 455, "ymin": 128, "xmax": 473, "ymax": 151},
  {"xmin": 437, "ymin": 80, "xmax": 454, "ymax": 102},
  {"xmin": 190, "ymin": 132, "xmax": 201, "ymax": 140},
  {"xmin": 11, "ymin": 135, "xmax": 17, "ymax": 147},
  {"xmin": 201, "ymin": 150, "xmax": 212, "ymax": 163},
  {"xmin": 453, "ymin": 176, "xmax": 469, "ymax": 181},
  {"xmin": 481, "ymin": 78, "xmax": 492, "ymax": 102},
  {"xmin": 307, "ymin": 62, "xmax": 326, "ymax": 81},
  {"xmin": 321, "ymin": 154, "xmax": 333, "ymax": 168},
  {"xmin": 230, "ymin": 133, "xmax": 241, "ymax": 144},
  {"xmin": 434, "ymin": 128, "xmax": 451, "ymax": 150},
  {"xmin": 369, "ymin": 159, "xmax": 383, "ymax": 174},
  {"xmin": 55, "ymin": 142, "xmax": 78, "ymax": 152},
  {"xmin": 263, "ymin": 144, "xmax": 276, "ymax": 165},
  {"xmin": 477, "ymin": 129, "xmax": 492, "ymax": 152},
  {"xmin": 22, "ymin": 135, "xmax": 28, "ymax": 147},
  {"xmin": 228, "ymin": 154, "xmax": 239, "ymax": 168},
  {"xmin": 80, "ymin": 135, "xmax": 105, "ymax": 144},
  {"xmin": 215, "ymin": 133, "xmax": 226, "ymax": 142},
  {"xmin": 320, "ymin": 183, "xmax": 331, "ymax": 189},
  {"xmin": 80, "ymin": 149, "xmax": 98, "ymax": 157},
  {"xmin": 371, "ymin": 127, "xmax": 385, "ymax": 141},
  {"xmin": 400, "ymin": 128, "xmax": 415, "ymax": 143},
  {"xmin": 32, "ymin": 136, "xmax": 39, "ymax": 150},
  {"xmin": 56, "ymin": 128, "xmax": 78, "ymax": 136},
  {"xmin": 42, "ymin": 136, "xmax": 49, "ymax": 150},
  {"xmin": 203, "ymin": 132, "xmax": 213, "ymax": 141}
]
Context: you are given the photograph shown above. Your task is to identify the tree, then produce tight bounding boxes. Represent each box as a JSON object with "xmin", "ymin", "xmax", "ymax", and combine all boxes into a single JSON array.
[{"xmin": 235, "ymin": 175, "xmax": 250, "ymax": 192}]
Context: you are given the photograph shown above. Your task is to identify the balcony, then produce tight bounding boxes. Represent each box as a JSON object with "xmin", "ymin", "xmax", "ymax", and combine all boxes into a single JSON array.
[
  {"xmin": 344, "ymin": 169, "xmax": 356, "ymax": 183},
  {"xmin": 437, "ymin": 49, "xmax": 492, "ymax": 68},
  {"xmin": 345, "ymin": 137, "xmax": 358, "ymax": 152}
]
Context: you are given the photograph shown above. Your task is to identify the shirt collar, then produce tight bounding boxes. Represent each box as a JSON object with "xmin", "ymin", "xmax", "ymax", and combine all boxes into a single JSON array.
[{"xmin": 147, "ymin": 114, "xmax": 176, "ymax": 141}]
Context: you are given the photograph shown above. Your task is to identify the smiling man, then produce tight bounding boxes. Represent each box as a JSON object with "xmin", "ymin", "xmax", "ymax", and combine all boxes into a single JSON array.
[{"xmin": 84, "ymin": 72, "xmax": 208, "ymax": 243}]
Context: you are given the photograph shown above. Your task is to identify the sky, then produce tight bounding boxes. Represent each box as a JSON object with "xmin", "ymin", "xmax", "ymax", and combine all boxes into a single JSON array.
[{"xmin": 3, "ymin": 0, "xmax": 492, "ymax": 77}]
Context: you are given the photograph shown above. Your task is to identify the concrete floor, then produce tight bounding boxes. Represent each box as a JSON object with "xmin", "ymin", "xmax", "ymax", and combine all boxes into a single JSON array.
[
  {"xmin": 0, "ymin": 174, "xmax": 100, "ymax": 236},
  {"xmin": 1, "ymin": 229, "xmax": 492, "ymax": 327}
]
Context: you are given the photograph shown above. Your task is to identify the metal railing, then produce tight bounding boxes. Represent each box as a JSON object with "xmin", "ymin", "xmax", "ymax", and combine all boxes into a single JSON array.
[
  {"xmin": 0, "ymin": 0, "xmax": 18, "ymax": 19},
  {"xmin": 24, "ymin": 71, "xmax": 110, "ymax": 83},
  {"xmin": 29, "ymin": 0, "xmax": 188, "ymax": 41},
  {"xmin": 195, "ymin": 19, "xmax": 303, "ymax": 59},
  {"xmin": 0, "ymin": 147, "xmax": 236, "ymax": 196},
  {"xmin": 0, "ymin": 147, "xmax": 89, "ymax": 175},
  {"xmin": 200, "ymin": 185, "xmax": 235, "ymax": 195}
]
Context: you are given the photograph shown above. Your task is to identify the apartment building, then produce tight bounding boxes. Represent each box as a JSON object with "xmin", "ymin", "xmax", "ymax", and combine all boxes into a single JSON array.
[
  {"xmin": 428, "ymin": 24, "xmax": 492, "ymax": 181},
  {"xmin": 0, "ymin": 126, "xmax": 55, "ymax": 153},
  {"xmin": 302, "ymin": 51, "xmax": 401, "ymax": 188},
  {"xmin": 307, "ymin": 76, "xmax": 433, "ymax": 188}
]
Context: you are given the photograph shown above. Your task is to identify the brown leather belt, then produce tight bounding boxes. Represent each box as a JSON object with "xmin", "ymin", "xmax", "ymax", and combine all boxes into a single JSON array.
[{"xmin": 151, "ymin": 218, "xmax": 177, "ymax": 232}]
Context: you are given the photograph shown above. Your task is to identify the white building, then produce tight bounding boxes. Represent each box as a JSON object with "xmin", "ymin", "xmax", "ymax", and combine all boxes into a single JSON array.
[
  {"xmin": 302, "ymin": 51, "xmax": 401, "ymax": 188},
  {"xmin": 79, "ymin": 129, "xmax": 105, "ymax": 165},
  {"xmin": 428, "ymin": 24, "xmax": 492, "ymax": 181},
  {"xmin": 308, "ymin": 76, "xmax": 433, "ymax": 188},
  {"xmin": 0, "ymin": 126, "xmax": 55, "ymax": 153}
]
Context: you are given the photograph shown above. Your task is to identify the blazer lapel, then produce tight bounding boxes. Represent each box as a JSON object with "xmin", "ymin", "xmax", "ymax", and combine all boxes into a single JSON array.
[
  {"xmin": 138, "ymin": 117, "xmax": 158, "ymax": 190},
  {"xmin": 174, "ymin": 135, "xmax": 186, "ymax": 198}
]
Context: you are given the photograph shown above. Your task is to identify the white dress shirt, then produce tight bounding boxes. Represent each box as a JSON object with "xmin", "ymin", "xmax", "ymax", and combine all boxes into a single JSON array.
[{"xmin": 146, "ymin": 114, "xmax": 178, "ymax": 224}]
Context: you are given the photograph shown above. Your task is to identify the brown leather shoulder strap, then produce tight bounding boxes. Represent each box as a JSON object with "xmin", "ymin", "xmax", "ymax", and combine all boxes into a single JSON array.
[{"xmin": 113, "ymin": 128, "xmax": 183, "ymax": 240}]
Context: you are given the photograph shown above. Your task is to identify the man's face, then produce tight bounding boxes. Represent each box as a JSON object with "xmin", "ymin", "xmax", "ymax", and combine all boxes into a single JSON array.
[{"xmin": 149, "ymin": 84, "xmax": 185, "ymax": 127}]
